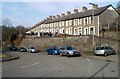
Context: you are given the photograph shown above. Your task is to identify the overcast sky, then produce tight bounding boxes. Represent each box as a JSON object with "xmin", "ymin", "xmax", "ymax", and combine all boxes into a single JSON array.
[{"xmin": 1, "ymin": 0, "xmax": 120, "ymax": 27}]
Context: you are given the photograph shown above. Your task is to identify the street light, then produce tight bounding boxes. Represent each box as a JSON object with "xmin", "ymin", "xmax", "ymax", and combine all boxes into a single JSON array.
[{"xmin": 89, "ymin": 3, "xmax": 95, "ymax": 53}]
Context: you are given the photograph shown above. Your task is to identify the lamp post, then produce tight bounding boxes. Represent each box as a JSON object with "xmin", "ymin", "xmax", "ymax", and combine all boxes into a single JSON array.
[{"xmin": 89, "ymin": 3, "xmax": 95, "ymax": 53}]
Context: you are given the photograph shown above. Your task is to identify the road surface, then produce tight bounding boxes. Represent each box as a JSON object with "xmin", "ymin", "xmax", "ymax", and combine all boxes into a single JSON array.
[{"xmin": 2, "ymin": 52, "xmax": 118, "ymax": 78}]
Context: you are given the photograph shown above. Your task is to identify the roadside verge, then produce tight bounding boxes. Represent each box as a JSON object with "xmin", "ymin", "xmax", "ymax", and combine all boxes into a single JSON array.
[{"xmin": 0, "ymin": 53, "xmax": 19, "ymax": 62}]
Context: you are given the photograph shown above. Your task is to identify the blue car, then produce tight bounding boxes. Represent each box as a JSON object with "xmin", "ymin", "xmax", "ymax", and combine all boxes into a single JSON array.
[{"xmin": 46, "ymin": 46, "xmax": 60, "ymax": 55}]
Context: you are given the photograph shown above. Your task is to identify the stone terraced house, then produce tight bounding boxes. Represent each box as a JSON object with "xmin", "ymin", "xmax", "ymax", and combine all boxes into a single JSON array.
[{"xmin": 27, "ymin": 4, "xmax": 119, "ymax": 37}]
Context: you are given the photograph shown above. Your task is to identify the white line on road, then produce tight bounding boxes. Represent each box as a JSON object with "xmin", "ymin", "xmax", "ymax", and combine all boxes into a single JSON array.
[
  {"xmin": 21, "ymin": 62, "xmax": 40, "ymax": 69},
  {"xmin": 86, "ymin": 58, "xmax": 93, "ymax": 73}
]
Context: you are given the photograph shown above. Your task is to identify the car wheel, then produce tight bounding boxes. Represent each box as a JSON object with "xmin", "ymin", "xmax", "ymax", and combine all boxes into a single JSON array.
[
  {"xmin": 30, "ymin": 51, "xmax": 32, "ymax": 53},
  {"xmin": 60, "ymin": 53, "xmax": 63, "ymax": 56},
  {"xmin": 47, "ymin": 53, "xmax": 49, "ymax": 55},
  {"xmin": 113, "ymin": 51, "xmax": 116, "ymax": 55},
  {"xmin": 113, "ymin": 53, "xmax": 116, "ymax": 55},
  {"xmin": 104, "ymin": 52, "xmax": 107, "ymax": 57},
  {"xmin": 53, "ymin": 53, "xmax": 55, "ymax": 55},
  {"xmin": 95, "ymin": 54, "xmax": 98, "ymax": 56},
  {"xmin": 20, "ymin": 50, "xmax": 22, "ymax": 52},
  {"xmin": 67, "ymin": 53, "xmax": 70, "ymax": 58}
]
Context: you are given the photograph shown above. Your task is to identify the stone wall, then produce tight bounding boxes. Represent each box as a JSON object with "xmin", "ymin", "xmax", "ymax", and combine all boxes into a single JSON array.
[{"xmin": 19, "ymin": 36, "xmax": 119, "ymax": 54}]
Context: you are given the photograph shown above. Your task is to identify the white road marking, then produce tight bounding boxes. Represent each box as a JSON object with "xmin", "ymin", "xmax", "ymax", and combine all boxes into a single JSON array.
[
  {"xmin": 21, "ymin": 62, "xmax": 40, "ymax": 69},
  {"xmin": 86, "ymin": 58, "xmax": 93, "ymax": 73}
]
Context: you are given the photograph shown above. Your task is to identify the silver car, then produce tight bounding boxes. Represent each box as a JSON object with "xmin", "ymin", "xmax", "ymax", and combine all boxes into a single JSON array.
[
  {"xmin": 95, "ymin": 45, "xmax": 116, "ymax": 56},
  {"xmin": 27, "ymin": 47, "xmax": 40, "ymax": 53},
  {"xmin": 59, "ymin": 46, "xmax": 80, "ymax": 57}
]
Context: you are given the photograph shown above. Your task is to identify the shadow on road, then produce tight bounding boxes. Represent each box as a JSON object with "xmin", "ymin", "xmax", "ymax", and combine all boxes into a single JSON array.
[{"xmin": 88, "ymin": 60, "xmax": 111, "ymax": 79}]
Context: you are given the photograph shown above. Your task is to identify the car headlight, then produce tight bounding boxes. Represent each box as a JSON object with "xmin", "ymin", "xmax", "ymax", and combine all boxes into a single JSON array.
[
  {"xmin": 32, "ymin": 50, "xmax": 35, "ymax": 52},
  {"xmin": 69, "ymin": 52, "xmax": 73, "ymax": 54},
  {"xmin": 54, "ymin": 50, "xmax": 57, "ymax": 53}
]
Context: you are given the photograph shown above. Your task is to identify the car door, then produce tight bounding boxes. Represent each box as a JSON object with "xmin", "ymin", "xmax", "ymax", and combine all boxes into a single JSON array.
[
  {"xmin": 108, "ymin": 46, "xmax": 114, "ymax": 54},
  {"xmin": 27, "ymin": 48, "xmax": 30, "ymax": 52},
  {"xmin": 60, "ymin": 47, "xmax": 66, "ymax": 55},
  {"xmin": 47, "ymin": 48, "xmax": 52, "ymax": 54},
  {"xmin": 106, "ymin": 46, "xmax": 112, "ymax": 55},
  {"xmin": 50, "ymin": 48, "xmax": 54, "ymax": 54}
]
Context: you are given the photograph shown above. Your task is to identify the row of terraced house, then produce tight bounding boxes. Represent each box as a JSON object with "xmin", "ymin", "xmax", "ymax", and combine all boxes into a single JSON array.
[{"xmin": 27, "ymin": 4, "xmax": 119, "ymax": 37}]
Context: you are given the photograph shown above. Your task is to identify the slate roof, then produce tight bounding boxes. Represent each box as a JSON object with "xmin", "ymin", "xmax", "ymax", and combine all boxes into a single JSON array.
[{"xmin": 44, "ymin": 4, "xmax": 112, "ymax": 24}]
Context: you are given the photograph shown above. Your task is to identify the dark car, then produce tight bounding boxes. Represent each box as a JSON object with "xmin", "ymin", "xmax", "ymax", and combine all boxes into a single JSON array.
[
  {"xmin": 27, "ymin": 47, "xmax": 40, "ymax": 53},
  {"xmin": 59, "ymin": 46, "xmax": 81, "ymax": 57},
  {"xmin": 18, "ymin": 47, "xmax": 27, "ymax": 52},
  {"xmin": 46, "ymin": 46, "xmax": 60, "ymax": 55},
  {"xmin": 7, "ymin": 44, "xmax": 18, "ymax": 51}
]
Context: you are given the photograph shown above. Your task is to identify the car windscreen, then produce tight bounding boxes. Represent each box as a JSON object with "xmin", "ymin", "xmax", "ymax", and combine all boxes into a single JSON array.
[
  {"xmin": 67, "ymin": 47, "xmax": 75, "ymax": 50},
  {"xmin": 20, "ymin": 47, "xmax": 25, "ymax": 49},
  {"xmin": 96, "ymin": 47, "xmax": 104, "ymax": 50},
  {"xmin": 31, "ymin": 47, "xmax": 35, "ymax": 49},
  {"xmin": 51, "ymin": 47, "xmax": 57, "ymax": 50}
]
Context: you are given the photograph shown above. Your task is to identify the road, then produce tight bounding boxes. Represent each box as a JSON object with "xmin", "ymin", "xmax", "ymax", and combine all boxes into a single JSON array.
[{"xmin": 2, "ymin": 52, "xmax": 118, "ymax": 78}]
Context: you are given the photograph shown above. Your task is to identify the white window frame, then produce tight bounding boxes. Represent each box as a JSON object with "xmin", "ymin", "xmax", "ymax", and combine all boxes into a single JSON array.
[
  {"xmin": 89, "ymin": 26, "xmax": 95, "ymax": 35},
  {"xmin": 69, "ymin": 20, "xmax": 72, "ymax": 25},
  {"xmin": 62, "ymin": 21, "xmax": 64, "ymax": 26},
  {"xmin": 77, "ymin": 19, "xmax": 79, "ymax": 25},
  {"xmin": 59, "ymin": 22, "xmax": 61, "ymax": 27},
  {"xmin": 66, "ymin": 20, "xmax": 68, "ymax": 26},
  {"xmin": 78, "ymin": 27, "xmax": 82, "ymax": 35},
  {"xmin": 89, "ymin": 17, "xmax": 91, "ymax": 24},
  {"xmin": 74, "ymin": 19, "xmax": 77, "ymax": 26},
  {"xmin": 84, "ymin": 17, "xmax": 88, "ymax": 25},
  {"xmin": 84, "ymin": 27, "xmax": 88, "ymax": 35},
  {"xmin": 79, "ymin": 19, "xmax": 82, "ymax": 25}
]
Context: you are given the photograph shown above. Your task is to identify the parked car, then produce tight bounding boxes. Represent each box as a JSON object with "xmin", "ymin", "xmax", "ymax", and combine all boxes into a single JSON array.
[
  {"xmin": 46, "ymin": 46, "xmax": 60, "ymax": 55},
  {"xmin": 7, "ymin": 44, "xmax": 18, "ymax": 51},
  {"xmin": 18, "ymin": 47, "xmax": 27, "ymax": 52},
  {"xmin": 95, "ymin": 45, "xmax": 116, "ymax": 56},
  {"xmin": 27, "ymin": 47, "xmax": 40, "ymax": 53},
  {"xmin": 59, "ymin": 46, "xmax": 81, "ymax": 57}
]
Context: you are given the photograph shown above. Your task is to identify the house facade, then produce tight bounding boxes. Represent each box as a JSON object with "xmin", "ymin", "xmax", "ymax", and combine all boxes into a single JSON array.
[{"xmin": 28, "ymin": 4, "xmax": 118, "ymax": 37}]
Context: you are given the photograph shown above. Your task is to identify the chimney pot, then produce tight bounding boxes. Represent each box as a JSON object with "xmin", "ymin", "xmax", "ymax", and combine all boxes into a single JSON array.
[
  {"xmin": 57, "ymin": 15, "xmax": 60, "ymax": 18},
  {"xmin": 82, "ymin": 6, "xmax": 87, "ymax": 12},
  {"xmin": 74, "ymin": 9, "xmax": 79, "ymax": 14},
  {"xmin": 67, "ymin": 11, "xmax": 71, "ymax": 15}
]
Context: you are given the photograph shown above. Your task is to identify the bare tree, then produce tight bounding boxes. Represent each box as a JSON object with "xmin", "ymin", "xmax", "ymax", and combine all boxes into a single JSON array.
[{"xmin": 2, "ymin": 19, "xmax": 13, "ymax": 27}]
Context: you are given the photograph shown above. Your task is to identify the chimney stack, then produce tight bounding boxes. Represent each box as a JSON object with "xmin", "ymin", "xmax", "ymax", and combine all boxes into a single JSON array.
[
  {"xmin": 56, "ymin": 15, "xmax": 60, "ymax": 18},
  {"xmin": 52, "ymin": 16, "xmax": 56, "ymax": 19},
  {"xmin": 67, "ymin": 11, "xmax": 71, "ymax": 15},
  {"xmin": 46, "ymin": 17, "xmax": 49, "ymax": 20},
  {"xmin": 93, "ymin": 4, "xmax": 98, "ymax": 9},
  {"xmin": 82, "ymin": 6, "xmax": 87, "ymax": 12},
  {"xmin": 61, "ymin": 13, "xmax": 65, "ymax": 17},
  {"xmin": 44, "ymin": 19, "xmax": 46, "ymax": 21},
  {"xmin": 49, "ymin": 15, "xmax": 52, "ymax": 19},
  {"xmin": 74, "ymin": 9, "xmax": 79, "ymax": 14}
]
